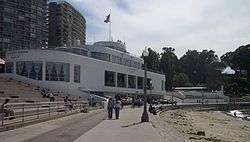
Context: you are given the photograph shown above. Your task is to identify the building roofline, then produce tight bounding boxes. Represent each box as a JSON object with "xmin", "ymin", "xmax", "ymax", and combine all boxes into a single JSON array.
[{"xmin": 49, "ymin": 0, "xmax": 86, "ymax": 22}]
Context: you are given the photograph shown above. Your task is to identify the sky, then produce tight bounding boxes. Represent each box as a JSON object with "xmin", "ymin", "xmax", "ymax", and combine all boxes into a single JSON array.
[{"xmin": 52, "ymin": 0, "xmax": 250, "ymax": 58}]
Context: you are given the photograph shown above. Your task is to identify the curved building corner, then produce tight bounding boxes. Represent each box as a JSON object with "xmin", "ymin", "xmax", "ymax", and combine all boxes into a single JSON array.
[{"xmin": 48, "ymin": 1, "xmax": 86, "ymax": 48}]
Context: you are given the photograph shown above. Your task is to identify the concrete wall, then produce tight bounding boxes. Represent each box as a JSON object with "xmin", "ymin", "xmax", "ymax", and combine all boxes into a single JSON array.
[{"xmin": 181, "ymin": 99, "xmax": 227, "ymax": 104}]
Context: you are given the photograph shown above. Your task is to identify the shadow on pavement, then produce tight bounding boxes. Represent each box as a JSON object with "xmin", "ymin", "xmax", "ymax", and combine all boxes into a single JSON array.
[{"xmin": 121, "ymin": 122, "xmax": 142, "ymax": 128}]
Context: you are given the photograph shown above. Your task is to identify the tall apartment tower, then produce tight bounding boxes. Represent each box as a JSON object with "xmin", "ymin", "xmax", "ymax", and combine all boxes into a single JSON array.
[
  {"xmin": 48, "ymin": 1, "xmax": 86, "ymax": 48},
  {"xmin": 0, "ymin": 0, "xmax": 48, "ymax": 58}
]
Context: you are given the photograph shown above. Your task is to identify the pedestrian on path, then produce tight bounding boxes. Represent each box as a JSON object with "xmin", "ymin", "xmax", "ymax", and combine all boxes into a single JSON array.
[
  {"xmin": 114, "ymin": 99, "xmax": 121, "ymax": 119},
  {"xmin": 107, "ymin": 98, "xmax": 114, "ymax": 119}
]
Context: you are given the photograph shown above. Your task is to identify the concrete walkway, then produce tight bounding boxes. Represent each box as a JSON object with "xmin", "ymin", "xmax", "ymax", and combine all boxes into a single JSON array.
[
  {"xmin": 74, "ymin": 108, "xmax": 164, "ymax": 142},
  {"xmin": 0, "ymin": 109, "xmax": 105, "ymax": 142}
]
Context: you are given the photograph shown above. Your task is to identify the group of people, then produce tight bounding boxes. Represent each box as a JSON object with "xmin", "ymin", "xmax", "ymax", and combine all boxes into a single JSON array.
[
  {"xmin": 41, "ymin": 89, "xmax": 56, "ymax": 102},
  {"xmin": 107, "ymin": 98, "xmax": 122, "ymax": 119},
  {"xmin": 149, "ymin": 104, "xmax": 157, "ymax": 115},
  {"xmin": 131, "ymin": 98, "xmax": 143, "ymax": 108},
  {"xmin": 64, "ymin": 96, "xmax": 74, "ymax": 110},
  {"xmin": 88, "ymin": 95, "xmax": 96, "ymax": 107}
]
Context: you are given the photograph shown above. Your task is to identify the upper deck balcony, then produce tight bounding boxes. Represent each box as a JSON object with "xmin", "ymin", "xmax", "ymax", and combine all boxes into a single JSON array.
[{"xmin": 93, "ymin": 40, "xmax": 126, "ymax": 53}]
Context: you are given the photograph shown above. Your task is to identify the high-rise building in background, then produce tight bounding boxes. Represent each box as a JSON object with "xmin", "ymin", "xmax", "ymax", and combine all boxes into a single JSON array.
[
  {"xmin": 48, "ymin": 1, "xmax": 86, "ymax": 48},
  {"xmin": 0, "ymin": 0, "xmax": 48, "ymax": 58}
]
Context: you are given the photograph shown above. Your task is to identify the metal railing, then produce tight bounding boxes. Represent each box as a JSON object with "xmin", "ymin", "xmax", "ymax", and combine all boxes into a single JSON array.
[{"xmin": 1, "ymin": 101, "xmax": 87, "ymax": 127}]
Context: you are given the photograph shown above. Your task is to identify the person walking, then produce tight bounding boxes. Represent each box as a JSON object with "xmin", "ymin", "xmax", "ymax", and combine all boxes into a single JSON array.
[
  {"xmin": 114, "ymin": 99, "xmax": 121, "ymax": 119},
  {"xmin": 107, "ymin": 98, "xmax": 114, "ymax": 119}
]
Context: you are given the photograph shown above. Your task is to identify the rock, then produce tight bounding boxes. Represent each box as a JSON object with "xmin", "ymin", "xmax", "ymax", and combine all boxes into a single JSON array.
[
  {"xmin": 197, "ymin": 131, "xmax": 205, "ymax": 136},
  {"xmin": 209, "ymin": 123, "xmax": 214, "ymax": 126}
]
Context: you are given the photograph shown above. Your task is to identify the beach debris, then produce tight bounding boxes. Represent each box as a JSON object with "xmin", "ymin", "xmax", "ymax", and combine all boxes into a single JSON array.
[
  {"xmin": 197, "ymin": 131, "xmax": 206, "ymax": 136},
  {"xmin": 189, "ymin": 136, "xmax": 224, "ymax": 142},
  {"xmin": 189, "ymin": 136, "xmax": 198, "ymax": 140}
]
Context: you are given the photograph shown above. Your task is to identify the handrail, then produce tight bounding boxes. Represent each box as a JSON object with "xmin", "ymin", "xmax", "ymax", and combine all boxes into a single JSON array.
[
  {"xmin": 78, "ymin": 87, "xmax": 108, "ymax": 102},
  {"xmin": 1, "ymin": 101, "xmax": 87, "ymax": 127}
]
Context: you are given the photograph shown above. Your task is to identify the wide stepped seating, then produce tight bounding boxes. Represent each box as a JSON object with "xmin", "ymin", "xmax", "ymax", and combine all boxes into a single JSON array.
[{"xmin": 0, "ymin": 76, "xmax": 64, "ymax": 103}]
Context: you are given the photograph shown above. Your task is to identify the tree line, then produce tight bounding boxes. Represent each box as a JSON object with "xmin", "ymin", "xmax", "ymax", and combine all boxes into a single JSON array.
[{"xmin": 142, "ymin": 44, "xmax": 250, "ymax": 97}]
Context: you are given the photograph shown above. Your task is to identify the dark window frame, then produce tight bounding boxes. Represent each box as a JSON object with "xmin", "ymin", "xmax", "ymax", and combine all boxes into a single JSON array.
[{"xmin": 105, "ymin": 70, "xmax": 116, "ymax": 87}]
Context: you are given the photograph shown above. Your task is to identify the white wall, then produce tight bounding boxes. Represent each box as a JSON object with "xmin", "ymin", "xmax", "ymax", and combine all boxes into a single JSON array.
[{"xmin": 5, "ymin": 49, "xmax": 166, "ymax": 97}]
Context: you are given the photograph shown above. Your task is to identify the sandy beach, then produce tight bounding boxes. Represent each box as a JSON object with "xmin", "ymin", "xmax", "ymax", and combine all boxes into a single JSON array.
[{"xmin": 152, "ymin": 108, "xmax": 250, "ymax": 142}]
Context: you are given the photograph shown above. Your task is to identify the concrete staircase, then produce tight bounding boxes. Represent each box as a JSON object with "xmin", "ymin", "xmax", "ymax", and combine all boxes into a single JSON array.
[{"xmin": 0, "ymin": 76, "xmax": 53, "ymax": 103}]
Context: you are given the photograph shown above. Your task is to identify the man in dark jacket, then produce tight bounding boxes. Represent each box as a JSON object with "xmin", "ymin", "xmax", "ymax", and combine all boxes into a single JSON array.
[{"xmin": 107, "ymin": 98, "xmax": 114, "ymax": 119}]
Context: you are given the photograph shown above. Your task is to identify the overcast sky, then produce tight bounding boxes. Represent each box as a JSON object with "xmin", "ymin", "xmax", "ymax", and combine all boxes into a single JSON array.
[{"xmin": 55, "ymin": 0, "xmax": 250, "ymax": 58}]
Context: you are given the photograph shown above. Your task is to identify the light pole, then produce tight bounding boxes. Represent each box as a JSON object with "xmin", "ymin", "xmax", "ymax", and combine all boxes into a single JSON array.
[{"xmin": 141, "ymin": 47, "xmax": 149, "ymax": 122}]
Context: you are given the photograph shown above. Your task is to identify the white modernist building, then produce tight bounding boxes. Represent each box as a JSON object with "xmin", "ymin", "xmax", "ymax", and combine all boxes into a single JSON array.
[{"xmin": 4, "ymin": 41, "xmax": 166, "ymax": 99}]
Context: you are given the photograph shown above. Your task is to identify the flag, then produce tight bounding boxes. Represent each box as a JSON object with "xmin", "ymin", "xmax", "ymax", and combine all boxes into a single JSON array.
[{"xmin": 104, "ymin": 14, "xmax": 110, "ymax": 23}]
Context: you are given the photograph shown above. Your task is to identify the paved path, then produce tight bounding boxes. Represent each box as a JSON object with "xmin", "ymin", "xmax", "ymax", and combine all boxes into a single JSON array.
[
  {"xmin": 0, "ymin": 107, "xmax": 182, "ymax": 142},
  {"xmin": 0, "ymin": 109, "xmax": 105, "ymax": 142},
  {"xmin": 74, "ymin": 108, "xmax": 164, "ymax": 142}
]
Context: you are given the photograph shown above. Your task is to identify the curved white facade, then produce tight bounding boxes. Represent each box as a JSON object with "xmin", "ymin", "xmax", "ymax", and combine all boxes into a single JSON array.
[{"xmin": 4, "ymin": 44, "xmax": 166, "ymax": 98}]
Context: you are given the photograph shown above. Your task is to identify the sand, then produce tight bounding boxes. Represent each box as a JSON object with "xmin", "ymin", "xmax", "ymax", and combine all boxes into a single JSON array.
[{"xmin": 153, "ymin": 109, "xmax": 250, "ymax": 142}]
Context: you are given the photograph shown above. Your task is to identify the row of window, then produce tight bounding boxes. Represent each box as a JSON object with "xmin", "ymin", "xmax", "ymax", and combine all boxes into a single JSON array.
[
  {"xmin": 91, "ymin": 52, "xmax": 110, "ymax": 61},
  {"xmin": 45, "ymin": 62, "xmax": 70, "ymax": 82},
  {"xmin": 104, "ymin": 70, "xmax": 153, "ymax": 90},
  {"xmin": 16, "ymin": 61, "xmax": 43, "ymax": 80},
  {"xmin": 5, "ymin": 62, "xmax": 81, "ymax": 83},
  {"xmin": 111, "ymin": 55, "xmax": 141, "ymax": 69},
  {"xmin": 57, "ymin": 48, "xmax": 88, "ymax": 56},
  {"xmin": 89, "ymin": 52, "xmax": 141, "ymax": 69},
  {"xmin": 54, "ymin": 49, "xmax": 141, "ymax": 70},
  {"xmin": 5, "ymin": 62, "xmax": 164, "ymax": 91}
]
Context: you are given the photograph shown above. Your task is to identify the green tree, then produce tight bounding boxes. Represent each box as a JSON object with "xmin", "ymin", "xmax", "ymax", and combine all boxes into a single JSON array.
[
  {"xmin": 160, "ymin": 47, "xmax": 178, "ymax": 90},
  {"xmin": 179, "ymin": 50, "xmax": 219, "ymax": 86},
  {"xmin": 179, "ymin": 50, "xmax": 200, "ymax": 85},
  {"xmin": 206, "ymin": 62, "xmax": 226, "ymax": 90},
  {"xmin": 221, "ymin": 44, "xmax": 250, "ymax": 97},
  {"xmin": 223, "ymin": 76, "xmax": 250, "ymax": 98},
  {"xmin": 173, "ymin": 73, "xmax": 192, "ymax": 87},
  {"xmin": 141, "ymin": 48, "xmax": 160, "ymax": 72},
  {"xmin": 221, "ymin": 45, "xmax": 250, "ymax": 80},
  {"xmin": 221, "ymin": 52, "xmax": 234, "ymax": 66}
]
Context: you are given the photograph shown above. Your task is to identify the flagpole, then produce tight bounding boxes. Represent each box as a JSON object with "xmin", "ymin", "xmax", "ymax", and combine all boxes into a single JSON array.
[{"xmin": 109, "ymin": 9, "xmax": 112, "ymax": 41}]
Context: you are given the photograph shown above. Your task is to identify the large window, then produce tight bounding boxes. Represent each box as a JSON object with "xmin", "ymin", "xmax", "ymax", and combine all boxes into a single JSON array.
[
  {"xmin": 161, "ymin": 80, "xmax": 164, "ymax": 91},
  {"xmin": 137, "ymin": 76, "xmax": 143, "ymax": 89},
  {"xmin": 46, "ymin": 62, "xmax": 69, "ymax": 82},
  {"xmin": 117, "ymin": 73, "xmax": 126, "ymax": 88},
  {"xmin": 16, "ymin": 61, "xmax": 42, "ymax": 80},
  {"xmin": 128, "ymin": 75, "xmax": 136, "ymax": 88},
  {"xmin": 74, "ymin": 65, "xmax": 81, "ymax": 83},
  {"xmin": 5, "ymin": 62, "xmax": 13, "ymax": 73},
  {"xmin": 105, "ymin": 71, "xmax": 115, "ymax": 87}
]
